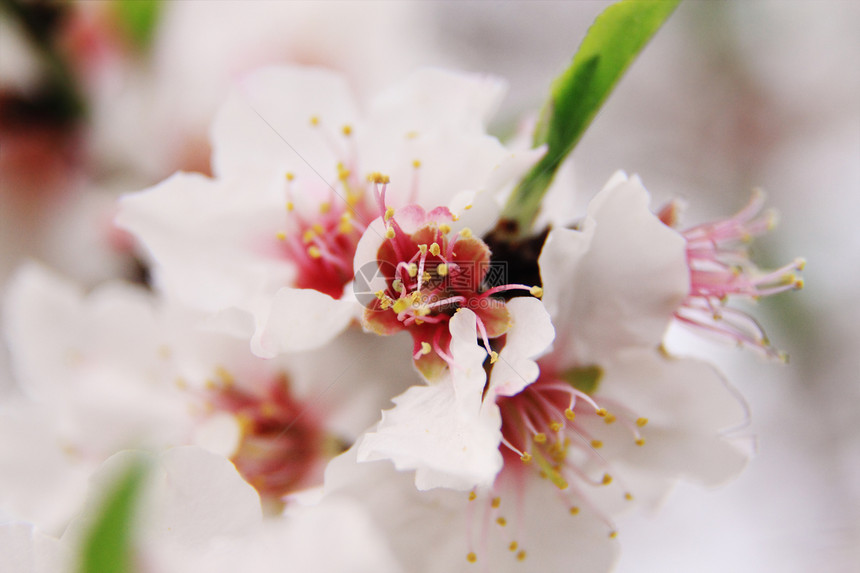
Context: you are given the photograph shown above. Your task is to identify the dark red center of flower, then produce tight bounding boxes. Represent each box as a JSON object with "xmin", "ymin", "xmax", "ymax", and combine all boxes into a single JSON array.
[
  {"xmin": 205, "ymin": 370, "xmax": 336, "ymax": 500},
  {"xmin": 362, "ymin": 176, "xmax": 538, "ymax": 379}
]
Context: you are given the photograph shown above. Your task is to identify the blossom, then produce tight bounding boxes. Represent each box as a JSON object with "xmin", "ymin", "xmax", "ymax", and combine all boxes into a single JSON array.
[
  {"xmin": 657, "ymin": 190, "xmax": 805, "ymax": 358},
  {"xmin": 117, "ymin": 66, "xmax": 542, "ymax": 358},
  {"xmin": 356, "ymin": 172, "xmax": 749, "ymax": 565},
  {"xmin": 0, "ymin": 263, "xmax": 413, "ymax": 531},
  {"xmin": 494, "ymin": 173, "xmax": 749, "ymax": 524}
]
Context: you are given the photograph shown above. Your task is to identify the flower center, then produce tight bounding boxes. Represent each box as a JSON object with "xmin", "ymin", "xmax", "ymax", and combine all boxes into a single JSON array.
[
  {"xmin": 460, "ymin": 364, "xmax": 647, "ymax": 564},
  {"xmin": 203, "ymin": 367, "xmax": 340, "ymax": 502},
  {"xmin": 362, "ymin": 176, "xmax": 541, "ymax": 378},
  {"xmin": 275, "ymin": 162, "xmax": 377, "ymax": 298}
]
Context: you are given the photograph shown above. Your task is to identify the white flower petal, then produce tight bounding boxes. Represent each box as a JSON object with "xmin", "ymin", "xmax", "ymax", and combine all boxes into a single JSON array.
[
  {"xmin": 211, "ymin": 66, "xmax": 360, "ymax": 180},
  {"xmin": 116, "ymin": 171, "xmax": 290, "ymax": 313},
  {"xmin": 325, "ymin": 447, "xmax": 619, "ymax": 573},
  {"xmin": 490, "ymin": 297, "xmax": 556, "ymax": 397},
  {"xmin": 368, "ymin": 68, "xmax": 506, "ymax": 135},
  {"xmin": 0, "ymin": 523, "xmax": 68, "ymax": 573},
  {"xmin": 358, "ymin": 310, "xmax": 502, "ymax": 491},
  {"xmin": 65, "ymin": 447, "xmax": 262, "ymax": 552},
  {"xmin": 250, "ymin": 287, "xmax": 357, "ymax": 357},
  {"xmin": 539, "ymin": 173, "xmax": 689, "ymax": 364}
]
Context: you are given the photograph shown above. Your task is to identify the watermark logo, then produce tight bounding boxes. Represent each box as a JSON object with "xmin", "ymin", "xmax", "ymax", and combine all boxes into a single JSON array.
[
  {"xmin": 352, "ymin": 260, "xmax": 509, "ymax": 310},
  {"xmin": 352, "ymin": 260, "xmax": 396, "ymax": 307}
]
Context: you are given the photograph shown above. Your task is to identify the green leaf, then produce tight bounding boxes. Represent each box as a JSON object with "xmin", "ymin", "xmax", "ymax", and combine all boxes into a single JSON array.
[
  {"xmin": 113, "ymin": 0, "xmax": 162, "ymax": 53},
  {"xmin": 498, "ymin": 0, "xmax": 682, "ymax": 238},
  {"xmin": 560, "ymin": 365, "xmax": 603, "ymax": 395},
  {"xmin": 78, "ymin": 458, "xmax": 148, "ymax": 573}
]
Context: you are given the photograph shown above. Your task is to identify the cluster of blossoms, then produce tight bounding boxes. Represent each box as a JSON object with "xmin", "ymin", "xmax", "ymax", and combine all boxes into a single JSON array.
[{"xmin": 0, "ymin": 66, "xmax": 802, "ymax": 571}]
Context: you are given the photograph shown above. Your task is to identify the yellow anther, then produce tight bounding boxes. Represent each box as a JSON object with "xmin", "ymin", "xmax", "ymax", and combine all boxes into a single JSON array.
[
  {"xmin": 516, "ymin": 550, "xmax": 527, "ymax": 562},
  {"xmin": 302, "ymin": 229, "xmax": 317, "ymax": 243},
  {"xmin": 624, "ymin": 492, "xmax": 634, "ymax": 501},
  {"xmin": 601, "ymin": 473, "xmax": 613, "ymax": 485},
  {"xmin": 521, "ymin": 452, "xmax": 532, "ymax": 463},
  {"xmin": 795, "ymin": 278, "xmax": 805, "ymax": 289},
  {"xmin": 490, "ymin": 351, "xmax": 499, "ymax": 364},
  {"xmin": 384, "ymin": 207, "xmax": 395, "ymax": 221},
  {"xmin": 412, "ymin": 159, "xmax": 421, "ymax": 168},
  {"xmin": 338, "ymin": 220, "xmax": 353, "ymax": 234},
  {"xmin": 439, "ymin": 223, "xmax": 451, "ymax": 234},
  {"xmin": 564, "ymin": 408, "xmax": 576, "ymax": 421},
  {"xmin": 429, "ymin": 242, "xmax": 441, "ymax": 256},
  {"xmin": 636, "ymin": 417, "xmax": 649, "ymax": 427},
  {"xmin": 385, "ymin": 227, "xmax": 396, "ymax": 239},
  {"xmin": 464, "ymin": 204, "xmax": 473, "ymax": 210},
  {"xmin": 286, "ymin": 201, "xmax": 294, "ymax": 211},
  {"xmin": 215, "ymin": 366, "xmax": 234, "ymax": 385},
  {"xmin": 406, "ymin": 131, "xmax": 419, "ymax": 139},
  {"xmin": 312, "ymin": 223, "xmax": 324, "ymax": 234},
  {"xmin": 174, "ymin": 377, "xmax": 188, "ymax": 390},
  {"xmin": 308, "ymin": 246, "xmax": 322, "ymax": 259},
  {"xmin": 550, "ymin": 421, "xmax": 563, "ymax": 432},
  {"xmin": 468, "ymin": 491, "xmax": 477, "ymax": 501},
  {"xmin": 451, "ymin": 213, "xmax": 460, "ymax": 222},
  {"xmin": 285, "ymin": 172, "xmax": 295, "ymax": 181},
  {"xmin": 534, "ymin": 433, "xmax": 547, "ymax": 444},
  {"xmin": 591, "ymin": 440, "xmax": 603, "ymax": 449},
  {"xmin": 367, "ymin": 172, "xmax": 390, "ymax": 184},
  {"xmin": 310, "ymin": 115, "xmax": 320, "ymax": 126},
  {"xmin": 596, "ymin": 408, "xmax": 608, "ymax": 417},
  {"xmin": 496, "ymin": 517, "xmax": 507, "ymax": 527},
  {"xmin": 569, "ymin": 506, "xmax": 580, "ymax": 515},
  {"xmin": 418, "ymin": 244, "xmax": 428, "ymax": 255},
  {"xmin": 341, "ymin": 124, "xmax": 353, "ymax": 136},
  {"xmin": 795, "ymin": 257, "xmax": 806, "ymax": 271},
  {"xmin": 436, "ymin": 263, "xmax": 449, "ymax": 277},
  {"xmin": 459, "ymin": 227, "xmax": 472, "ymax": 238},
  {"xmin": 635, "ymin": 438, "xmax": 645, "ymax": 446},
  {"xmin": 609, "ymin": 531, "xmax": 618, "ymax": 539},
  {"xmin": 529, "ymin": 286, "xmax": 543, "ymax": 298},
  {"xmin": 235, "ymin": 412, "xmax": 254, "ymax": 433},
  {"xmin": 420, "ymin": 342, "xmax": 432, "ymax": 355},
  {"xmin": 392, "ymin": 298, "xmax": 410, "ymax": 314},
  {"xmin": 508, "ymin": 541, "xmax": 518, "ymax": 552},
  {"xmin": 374, "ymin": 290, "xmax": 386, "ymax": 300},
  {"xmin": 414, "ymin": 319, "xmax": 424, "ymax": 325},
  {"xmin": 260, "ymin": 402, "xmax": 278, "ymax": 417},
  {"xmin": 392, "ymin": 279, "xmax": 403, "ymax": 292},
  {"xmin": 604, "ymin": 413, "xmax": 617, "ymax": 424},
  {"xmin": 466, "ymin": 552, "xmax": 477, "ymax": 563},
  {"xmin": 408, "ymin": 263, "xmax": 418, "ymax": 277},
  {"xmin": 556, "ymin": 479, "xmax": 569, "ymax": 490},
  {"xmin": 275, "ymin": 231, "xmax": 287, "ymax": 241},
  {"xmin": 422, "ymin": 272, "xmax": 431, "ymax": 282},
  {"xmin": 319, "ymin": 202, "xmax": 331, "ymax": 214},
  {"xmin": 491, "ymin": 497, "xmax": 501, "ymax": 509}
]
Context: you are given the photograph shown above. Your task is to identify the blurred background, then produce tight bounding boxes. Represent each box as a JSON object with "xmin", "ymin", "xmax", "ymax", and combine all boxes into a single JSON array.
[{"xmin": 1, "ymin": 1, "xmax": 857, "ymax": 571}]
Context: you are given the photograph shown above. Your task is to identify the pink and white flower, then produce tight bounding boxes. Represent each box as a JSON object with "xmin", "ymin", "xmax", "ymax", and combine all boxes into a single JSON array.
[
  {"xmin": 117, "ymin": 66, "xmax": 543, "ymax": 358},
  {"xmin": 0, "ymin": 263, "xmax": 412, "ymax": 531},
  {"xmin": 354, "ymin": 172, "xmax": 749, "ymax": 565}
]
